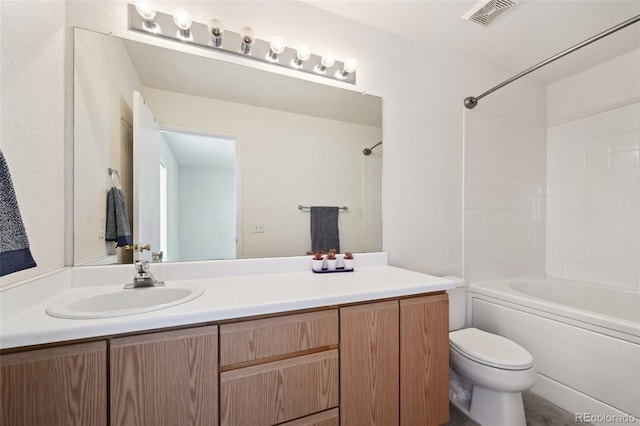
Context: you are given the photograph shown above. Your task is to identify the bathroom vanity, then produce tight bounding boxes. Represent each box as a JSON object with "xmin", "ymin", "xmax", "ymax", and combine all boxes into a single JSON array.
[{"xmin": 0, "ymin": 261, "xmax": 453, "ymax": 426}]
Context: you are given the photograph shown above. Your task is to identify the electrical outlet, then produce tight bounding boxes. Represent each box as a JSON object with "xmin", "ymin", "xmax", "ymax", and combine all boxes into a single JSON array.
[{"xmin": 252, "ymin": 223, "xmax": 264, "ymax": 233}]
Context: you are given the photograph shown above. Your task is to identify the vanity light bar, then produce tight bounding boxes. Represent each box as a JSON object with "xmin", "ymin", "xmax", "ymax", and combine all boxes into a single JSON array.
[{"xmin": 127, "ymin": 4, "xmax": 357, "ymax": 84}]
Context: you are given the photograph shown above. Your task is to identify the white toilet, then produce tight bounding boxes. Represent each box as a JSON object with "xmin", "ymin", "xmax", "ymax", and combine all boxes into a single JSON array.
[{"xmin": 446, "ymin": 277, "xmax": 537, "ymax": 426}]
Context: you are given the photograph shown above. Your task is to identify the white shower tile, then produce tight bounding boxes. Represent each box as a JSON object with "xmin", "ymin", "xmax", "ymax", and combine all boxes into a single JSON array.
[
  {"xmin": 465, "ymin": 245, "xmax": 486, "ymax": 265},
  {"xmin": 562, "ymin": 139, "xmax": 586, "ymax": 162},
  {"xmin": 562, "ymin": 243, "xmax": 584, "ymax": 263},
  {"xmin": 585, "ymin": 114, "xmax": 611, "ymax": 140},
  {"xmin": 610, "ymin": 169, "xmax": 639, "ymax": 191},
  {"xmin": 610, "ymin": 219, "xmax": 639, "ymax": 249},
  {"xmin": 584, "ymin": 154, "xmax": 610, "ymax": 175},
  {"xmin": 584, "ymin": 263, "xmax": 610, "ymax": 285},
  {"xmin": 584, "ymin": 172, "xmax": 609, "ymax": 194},
  {"xmin": 585, "ymin": 136, "xmax": 610, "ymax": 157},
  {"xmin": 610, "ymin": 130, "xmax": 640, "ymax": 153},
  {"xmin": 583, "ymin": 210, "xmax": 609, "ymax": 230},
  {"xmin": 610, "ymin": 149, "xmax": 638, "ymax": 172},
  {"xmin": 562, "ymin": 120, "xmax": 588, "ymax": 145},
  {"xmin": 608, "ymin": 189, "xmax": 639, "ymax": 210},
  {"xmin": 607, "ymin": 265, "xmax": 638, "ymax": 289},
  {"xmin": 465, "ymin": 190, "xmax": 487, "ymax": 210},
  {"xmin": 608, "ymin": 246, "xmax": 639, "ymax": 267},
  {"xmin": 563, "ymin": 261, "xmax": 586, "ymax": 281},
  {"xmin": 583, "ymin": 242, "xmax": 609, "ymax": 264},
  {"xmin": 465, "ymin": 171, "xmax": 486, "ymax": 191},
  {"xmin": 563, "ymin": 155, "xmax": 587, "ymax": 177}
]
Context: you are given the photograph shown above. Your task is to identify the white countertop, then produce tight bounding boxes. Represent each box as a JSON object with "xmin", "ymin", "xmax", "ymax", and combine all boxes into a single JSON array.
[{"xmin": 1, "ymin": 265, "xmax": 454, "ymax": 350}]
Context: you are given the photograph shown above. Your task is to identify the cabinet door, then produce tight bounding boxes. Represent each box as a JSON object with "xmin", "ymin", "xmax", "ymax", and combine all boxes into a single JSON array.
[
  {"xmin": 110, "ymin": 325, "xmax": 218, "ymax": 426},
  {"xmin": 1, "ymin": 341, "xmax": 107, "ymax": 426},
  {"xmin": 400, "ymin": 293, "xmax": 449, "ymax": 426},
  {"xmin": 340, "ymin": 301, "xmax": 399, "ymax": 426}
]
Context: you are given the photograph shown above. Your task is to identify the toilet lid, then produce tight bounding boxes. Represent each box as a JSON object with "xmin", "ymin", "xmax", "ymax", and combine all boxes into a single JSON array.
[{"xmin": 450, "ymin": 328, "xmax": 534, "ymax": 370}]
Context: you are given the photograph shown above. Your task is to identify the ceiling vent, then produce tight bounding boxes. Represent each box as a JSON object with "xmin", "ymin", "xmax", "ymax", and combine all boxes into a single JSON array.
[{"xmin": 462, "ymin": 0, "xmax": 515, "ymax": 27}]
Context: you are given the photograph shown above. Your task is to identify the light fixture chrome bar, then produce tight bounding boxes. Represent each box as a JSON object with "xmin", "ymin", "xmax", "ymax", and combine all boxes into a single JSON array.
[
  {"xmin": 464, "ymin": 14, "xmax": 640, "ymax": 109},
  {"xmin": 128, "ymin": 4, "xmax": 356, "ymax": 84}
]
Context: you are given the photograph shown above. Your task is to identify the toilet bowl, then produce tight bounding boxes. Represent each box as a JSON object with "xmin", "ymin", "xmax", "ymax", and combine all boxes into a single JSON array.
[{"xmin": 445, "ymin": 277, "xmax": 537, "ymax": 426}]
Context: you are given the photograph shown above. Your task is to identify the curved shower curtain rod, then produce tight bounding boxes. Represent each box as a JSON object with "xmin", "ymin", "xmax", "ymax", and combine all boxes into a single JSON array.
[{"xmin": 464, "ymin": 14, "xmax": 640, "ymax": 109}]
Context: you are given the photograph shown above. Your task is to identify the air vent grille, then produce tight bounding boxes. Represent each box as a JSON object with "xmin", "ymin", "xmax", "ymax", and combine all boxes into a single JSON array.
[{"xmin": 463, "ymin": 0, "xmax": 515, "ymax": 27}]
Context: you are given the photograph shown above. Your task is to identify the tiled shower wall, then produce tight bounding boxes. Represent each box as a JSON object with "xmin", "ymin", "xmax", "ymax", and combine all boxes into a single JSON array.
[
  {"xmin": 464, "ymin": 110, "xmax": 547, "ymax": 282},
  {"xmin": 546, "ymin": 102, "xmax": 640, "ymax": 290}
]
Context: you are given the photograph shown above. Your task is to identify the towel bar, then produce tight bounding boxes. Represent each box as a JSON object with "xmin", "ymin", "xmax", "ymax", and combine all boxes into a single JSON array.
[{"xmin": 298, "ymin": 205, "xmax": 348, "ymax": 211}]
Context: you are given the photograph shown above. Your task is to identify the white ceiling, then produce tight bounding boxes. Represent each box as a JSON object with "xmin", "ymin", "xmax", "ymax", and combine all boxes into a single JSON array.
[{"xmin": 305, "ymin": 0, "xmax": 640, "ymax": 83}]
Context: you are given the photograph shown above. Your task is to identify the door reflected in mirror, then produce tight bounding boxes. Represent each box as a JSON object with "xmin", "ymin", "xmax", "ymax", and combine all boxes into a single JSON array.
[{"xmin": 73, "ymin": 28, "xmax": 382, "ymax": 266}]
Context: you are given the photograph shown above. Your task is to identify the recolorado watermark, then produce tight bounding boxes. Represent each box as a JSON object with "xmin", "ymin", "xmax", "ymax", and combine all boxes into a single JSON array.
[{"xmin": 575, "ymin": 413, "xmax": 638, "ymax": 424}]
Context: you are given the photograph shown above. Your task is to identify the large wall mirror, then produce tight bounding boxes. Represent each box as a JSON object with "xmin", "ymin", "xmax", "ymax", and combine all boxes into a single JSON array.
[{"xmin": 73, "ymin": 28, "xmax": 382, "ymax": 266}]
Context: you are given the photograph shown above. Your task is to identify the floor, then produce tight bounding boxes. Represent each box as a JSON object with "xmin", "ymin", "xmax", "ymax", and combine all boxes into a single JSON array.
[{"xmin": 446, "ymin": 391, "xmax": 592, "ymax": 426}]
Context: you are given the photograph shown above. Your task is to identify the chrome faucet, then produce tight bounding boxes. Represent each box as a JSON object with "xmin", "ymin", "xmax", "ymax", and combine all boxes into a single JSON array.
[{"xmin": 125, "ymin": 261, "xmax": 165, "ymax": 288}]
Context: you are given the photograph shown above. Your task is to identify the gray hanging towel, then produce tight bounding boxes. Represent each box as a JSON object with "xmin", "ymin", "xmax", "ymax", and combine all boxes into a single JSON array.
[
  {"xmin": 0, "ymin": 150, "xmax": 37, "ymax": 276},
  {"xmin": 105, "ymin": 186, "xmax": 133, "ymax": 247},
  {"xmin": 310, "ymin": 206, "xmax": 340, "ymax": 253}
]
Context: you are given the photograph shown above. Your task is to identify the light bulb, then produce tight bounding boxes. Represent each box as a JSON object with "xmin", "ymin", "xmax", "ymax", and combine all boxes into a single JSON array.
[
  {"xmin": 336, "ymin": 57, "xmax": 358, "ymax": 79},
  {"xmin": 208, "ymin": 18, "xmax": 224, "ymax": 47},
  {"xmin": 135, "ymin": 0, "xmax": 158, "ymax": 32},
  {"xmin": 173, "ymin": 9, "xmax": 192, "ymax": 30},
  {"xmin": 172, "ymin": 8, "xmax": 192, "ymax": 40},
  {"xmin": 240, "ymin": 26, "xmax": 255, "ymax": 54},
  {"xmin": 291, "ymin": 44, "xmax": 311, "ymax": 68},
  {"xmin": 297, "ymin": 45, "xmax": 311, "ymax": 61},
  {"xmin": 314, "ymin": 51, "xmax": 335, "ymax": 74},
  {"xmin": 267, "ymin": 36, "xmax": 285, "ymax": 62},
  {"xmin": 321, "ymin": 51, "xmax": 336, "ymax": 68},
  {"xmin": 135, "ymin": 0, "xmax": 156, "ymax": 21},
  {"xmin": 270, "ymin": 36, "xmax": 285, "ymax": 54},
  {"xmin": 344, "ymin": 57, "xmax": 358, "ymax": 73}
]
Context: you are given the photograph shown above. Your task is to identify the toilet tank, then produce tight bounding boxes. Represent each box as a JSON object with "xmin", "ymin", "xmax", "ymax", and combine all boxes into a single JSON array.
[{"xmin": 444, "ymin": 276, "xmax": 467, "ymax": 331}]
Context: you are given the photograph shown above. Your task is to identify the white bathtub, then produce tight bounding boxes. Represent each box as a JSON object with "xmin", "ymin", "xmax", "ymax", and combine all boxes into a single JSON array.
[{"xmin": 468, "ymin": 277, "xmax": 639, "ymax": 424}]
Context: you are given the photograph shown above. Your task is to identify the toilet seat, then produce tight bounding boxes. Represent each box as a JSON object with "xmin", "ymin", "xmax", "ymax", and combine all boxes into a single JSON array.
[{"xmin": 450, "ymin": 328, "xmax": 534, "ymax": 371}]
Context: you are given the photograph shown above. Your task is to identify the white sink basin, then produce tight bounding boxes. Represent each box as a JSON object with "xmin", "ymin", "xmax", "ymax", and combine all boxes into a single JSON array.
[{"xmin": 46, "ymin": 284, "xmax": 204, "ymax": 319}]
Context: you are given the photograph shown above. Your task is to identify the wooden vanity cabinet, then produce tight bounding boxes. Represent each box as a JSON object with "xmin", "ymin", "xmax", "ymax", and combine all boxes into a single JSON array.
[
  {"xmin": 0, "ymin": 341, "xmax": 107, "ymax": 426},
  {"xmin": 109, "ymin": 325, "xmax": 218, "ymax": 426},
  {"xmin": 1, "ymin": 291, "xmax": 448, "ymax": 426}
]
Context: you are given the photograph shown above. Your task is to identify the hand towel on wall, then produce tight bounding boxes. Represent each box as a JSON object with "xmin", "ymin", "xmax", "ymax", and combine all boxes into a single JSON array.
[
  {"xmin": 106, "ymin": 186, "xmax": 133, "ymax": 247},
  {"xmin": 310, "ymin": 206, "xmax": 340, "ymax": 253},
  {"xmin": 0, "ymin": 150, "xmax": 37, "ymax": 276}
]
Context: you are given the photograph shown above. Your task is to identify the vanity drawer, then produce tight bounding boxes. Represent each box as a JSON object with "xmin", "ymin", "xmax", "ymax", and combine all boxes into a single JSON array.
[
  {"xmin": 220, "ymin": 349, "xmax": 339, "ymax": 426},
  {"xmin": 220, "ymin": 309, "xmax": 338, "ymax": 367}
]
